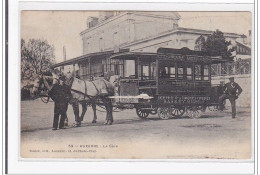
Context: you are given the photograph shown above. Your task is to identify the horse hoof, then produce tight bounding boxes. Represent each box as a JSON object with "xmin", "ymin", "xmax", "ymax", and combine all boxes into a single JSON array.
[
  {"xmin": 103, "ymin": 121, "xmax": 108, "ymax": 125},
  {"xmin": 73, "ymin": 122, "xmax": 81, "ymax": 127},
  {"xmin": 92, "ymin": 120, "xmax": 97, "ymax": 123},
  {"xmin": 107, "ymin": 120, "xmax": 113, "ymax": 125}
]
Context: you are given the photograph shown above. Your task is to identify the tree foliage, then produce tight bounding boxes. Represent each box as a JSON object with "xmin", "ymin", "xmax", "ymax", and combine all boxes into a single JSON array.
[
  {"xmin": 194, "ymin": 30, "xmax": 235, "ymax": 61},
  {"xmin": 194, "ymin": 35, "xmax": 206, "ymax": 52},
  {"xmin": 21, "ymin": 39, "xmax": 55, "ymax": 81}
]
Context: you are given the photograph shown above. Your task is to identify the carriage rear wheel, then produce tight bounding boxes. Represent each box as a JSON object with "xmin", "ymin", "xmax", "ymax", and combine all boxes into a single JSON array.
[
  {"xmin": 186, "ymin": 107, "xmax": 202, "ymax": 119},
  {"xmin": 208, "ymin": 106, "xmax": 218, "ymax": 111},
  {"xmin": 136, "ymin": 108, "xmax": 150, "ymax": 119},
  {"xmin": 171, "ymin": 106, "xmax": 185, "ymax": 118},
  {"xmin": 158, "ymin": 107, "xmax": 171, "ymax": 120}
]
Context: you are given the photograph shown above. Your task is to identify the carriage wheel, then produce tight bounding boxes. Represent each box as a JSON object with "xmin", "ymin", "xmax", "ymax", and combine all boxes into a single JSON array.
[
  {"xmin": 41, "ymin": 96, "xmax": 50, "ymax": 103},
  {"xmin": 150, "ymin": 108, "xmax": 158, "ymax": 115},
  {"xmin": 186, "ymin": 107, "xmax": 202, "ymax": 119},
  {"xmin": 136, "ymin": 108, "xmax": 150, "ymax": 119},
  {"xmin": 171, "ymin": 106, "xmax": 185, "ymax": 118},
  {"xmin": 158, "ymin": 107, "xmax": 171, "ymax": 120},
  {"xmin": 200, "ymin": 106, "xmax": 207, "ymax": 112},
  {"xmin": 208, "ymin": 106, "xmax": 218, "ymax": 111}
]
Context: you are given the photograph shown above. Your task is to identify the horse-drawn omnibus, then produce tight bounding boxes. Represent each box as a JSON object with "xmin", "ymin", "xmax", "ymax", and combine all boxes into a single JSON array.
[
  {"xmin": 33, "ymin": 47, "xmax": 227, "ymax": 125},
  {"xmin": 109, "ymin": 47, "xmax": 226, "ymax": 119}
]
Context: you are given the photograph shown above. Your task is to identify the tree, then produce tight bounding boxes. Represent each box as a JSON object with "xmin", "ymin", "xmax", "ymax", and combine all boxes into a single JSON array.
[
  {"xmin": 194, "ymin": 35, "xmax": 206, "ymax": 52},
  {"xmin": 194, "ymin": 30, "xmax": 235, "ymax": 61},
  {"xmin": 21, "ymin": 39, "xmax": 55, "ymax": 81}
]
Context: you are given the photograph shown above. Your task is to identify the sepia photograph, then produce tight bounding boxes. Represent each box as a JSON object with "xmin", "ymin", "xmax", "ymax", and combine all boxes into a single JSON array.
[{"xmin": 20, "ymin": 11, "xmax": 252, "ymax": 159}]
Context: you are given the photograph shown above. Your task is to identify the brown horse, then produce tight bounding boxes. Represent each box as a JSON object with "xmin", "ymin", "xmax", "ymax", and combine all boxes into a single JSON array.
[{"xmin": 32, "ymin": 73, "xmax": 116, "ymax": 126}]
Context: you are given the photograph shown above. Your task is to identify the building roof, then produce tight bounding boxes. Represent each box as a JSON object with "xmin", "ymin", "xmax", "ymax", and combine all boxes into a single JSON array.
[
  {"xmin": 236, "ymin": 40, "xmax": 251, "ymax": 49},
  {"xmin": 120, "ymin": 27, "xmax": 244, "ymax": 49},
  {"xmin": 177, "ymin": 27, "xmax": 244, "ymax": 38}
]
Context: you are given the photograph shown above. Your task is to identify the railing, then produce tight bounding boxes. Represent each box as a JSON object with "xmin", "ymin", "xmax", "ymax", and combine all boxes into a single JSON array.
[{"xmin": 211, "ymin": 59, "xmax": 251, "ymax": 76}]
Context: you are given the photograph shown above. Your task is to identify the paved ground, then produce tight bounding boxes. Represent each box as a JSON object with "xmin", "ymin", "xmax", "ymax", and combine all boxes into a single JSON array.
[{"xmin": 20, "ymin": 99, "xmax": 252, "ymax": 159}]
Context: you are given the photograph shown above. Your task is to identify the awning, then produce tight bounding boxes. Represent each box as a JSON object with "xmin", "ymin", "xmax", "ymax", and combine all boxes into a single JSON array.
[
  {"xmin": 53, "ymin": 50, "xmax": 114, "ymax": 67},
  {"xmin": 54, "ymin": 48, "xmax": 129, "ymax": 67}
]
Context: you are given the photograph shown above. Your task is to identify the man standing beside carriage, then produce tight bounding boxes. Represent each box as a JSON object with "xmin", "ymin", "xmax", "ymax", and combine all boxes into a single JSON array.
[
  {"xmin": 48, "ymin": 75, "xmax": 72, "ymax": 130},
  {"xmin": 218, "ymin": 77, "xmax": 243, "ymax": 119}
]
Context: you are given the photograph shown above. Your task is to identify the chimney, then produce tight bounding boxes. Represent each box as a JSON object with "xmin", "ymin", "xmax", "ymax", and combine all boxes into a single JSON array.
[
  {"xmin": 98, "ymin": 11, "xmax": 114, "ymax": 22},
  {"xmin": 87, "ymin": 17, "xmax": 99, "ymax": 28},
  {"xmin": 63, "ymin": 46, "xmax": 66, "ymax": 61}
]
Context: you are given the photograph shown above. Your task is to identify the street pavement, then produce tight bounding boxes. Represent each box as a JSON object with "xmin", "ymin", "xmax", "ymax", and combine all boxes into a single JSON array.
[{"xmin": 20, "ymin": 99, "xmax": 252, "ymax": 159}]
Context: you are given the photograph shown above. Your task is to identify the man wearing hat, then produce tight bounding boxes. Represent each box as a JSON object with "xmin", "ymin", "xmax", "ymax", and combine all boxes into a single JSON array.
[
  {"xmin": 218, "ymin": 77, "xmax": 243, "ymax": 118},
  {"xmin": 48, "ymin": 76, "xmax": 72, "ymax": 130}
]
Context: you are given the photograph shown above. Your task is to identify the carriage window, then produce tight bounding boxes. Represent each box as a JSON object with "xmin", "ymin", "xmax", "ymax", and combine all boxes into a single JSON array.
[
  {"xmin": 165, "ymin": 67, "xmax": 169, "ymax": 74},
  {"xmin": 142, "ymin": 65, "xmax": 149, "ymax": 80},
  {"xmin": 169, "ymin": 67, "xmax": 176, "ymax": 79},
  {"xmin": 195, "ymin": 64, "xmax": 202, "ymax": 80},
  {"xmin": 187, "ymin": 65, "xmax": 192, "ymax": 80},
  {"xmin": 111, "ymin": 59, "xmax": 124, "ymax": 76},
  {"xmin": 124, "ymin": 60, "xmax": 135, "ymax": 77},
  {"xmin": 139, "ymin": 62, "xmax": 155, "ymax": 80},
  {"xmin": 204, "ymin": 65, "xmax": 209, "ymax": 80},
  {"xmin": 177, "ymin": 67, "xmax": 184, "ymax": 80},
  {"xmin": 159, "ymin": 66, "xmax": 168, "ymax": 78},
  {"xmin": 151, "ymin": 62, "xmax": 156, "ymax": 79}
]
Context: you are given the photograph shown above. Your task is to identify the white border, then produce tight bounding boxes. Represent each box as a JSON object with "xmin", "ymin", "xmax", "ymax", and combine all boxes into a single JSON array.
[{"xmin": 6, "ymin": 0, "xmax": 256, "ymax": 174}]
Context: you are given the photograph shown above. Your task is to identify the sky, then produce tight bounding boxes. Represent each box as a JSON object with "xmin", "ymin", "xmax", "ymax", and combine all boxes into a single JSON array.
[{"xmin": 21, "ymin": 11, "xmax": 251, "ymax": 63}]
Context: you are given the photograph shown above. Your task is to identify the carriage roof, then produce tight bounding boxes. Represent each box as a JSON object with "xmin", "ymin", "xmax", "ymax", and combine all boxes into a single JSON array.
[
  {"xmin": 110, "ymin": 47, "xmax": 225, "ymax": 64},
  {"xmin": 109, "ymin": 52, "xmax": 157, "ymax": 60}
]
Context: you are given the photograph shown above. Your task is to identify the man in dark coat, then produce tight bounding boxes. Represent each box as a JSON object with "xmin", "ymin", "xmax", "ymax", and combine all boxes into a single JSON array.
[
  {"xmin": 48, "ymin": 76, "xmax": 72, "ymax": 130},
  {"xmin": 218, "ymin": 77, "xmax": 243, "ymax": 118}
]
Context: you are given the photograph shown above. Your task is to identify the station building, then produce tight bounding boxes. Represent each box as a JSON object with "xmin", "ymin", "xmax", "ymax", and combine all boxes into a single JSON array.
[{"xmin": 55, "ymin": 11, "xmax": 251, "ymax": 80}]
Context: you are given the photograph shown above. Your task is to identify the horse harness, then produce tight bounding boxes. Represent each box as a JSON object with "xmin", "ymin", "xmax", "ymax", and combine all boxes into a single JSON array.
[{"xmin": 70, "ymin": 78, "xmax": 110, "ymax": 104}]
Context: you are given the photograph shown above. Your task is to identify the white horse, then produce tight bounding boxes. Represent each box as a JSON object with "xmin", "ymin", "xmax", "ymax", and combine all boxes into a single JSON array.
[{"xmin": 32, "ymin": 72, "xmax": 118, "ymax": 126}]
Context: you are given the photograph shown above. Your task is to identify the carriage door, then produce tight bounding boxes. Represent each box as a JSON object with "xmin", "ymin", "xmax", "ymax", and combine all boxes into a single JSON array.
[{"xmin": 157, "ymin": 59, "xmax": 176, "ymax": 95}]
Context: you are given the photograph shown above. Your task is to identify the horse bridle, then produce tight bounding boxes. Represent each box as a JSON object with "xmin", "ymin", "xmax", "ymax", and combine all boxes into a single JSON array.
[
  {"xmin": 32, "ymin": 75, "xmax": 58, "ymax": 91},
  {"xmin": 33, "ymin": 75, "xmax": 59, "ymax": 103}
]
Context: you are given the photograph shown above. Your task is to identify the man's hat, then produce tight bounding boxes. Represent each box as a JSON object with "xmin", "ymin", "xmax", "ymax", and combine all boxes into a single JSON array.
[{"xmin": 229, "ymin": 77, "xmax": 234, "ymax": 80}]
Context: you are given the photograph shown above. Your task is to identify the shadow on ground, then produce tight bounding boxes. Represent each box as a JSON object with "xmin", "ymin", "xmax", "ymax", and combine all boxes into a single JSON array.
[{"xmin": 21, "ymin": 114, "xmax": 225, "ymax": 133}]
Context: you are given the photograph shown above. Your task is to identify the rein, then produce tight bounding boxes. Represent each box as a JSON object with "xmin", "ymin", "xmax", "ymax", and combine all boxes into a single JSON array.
[{"xmin": 31, "ymin": 94, "xmax": 53, "ymax": 103}]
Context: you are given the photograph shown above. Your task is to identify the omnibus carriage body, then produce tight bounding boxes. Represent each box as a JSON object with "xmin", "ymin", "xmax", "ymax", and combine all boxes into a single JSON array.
[{"xmin": 110, "ymin": 47, "xmax": 225, "ymax": 119}]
